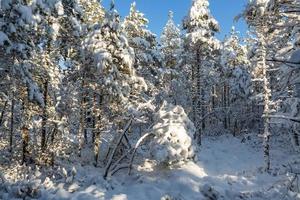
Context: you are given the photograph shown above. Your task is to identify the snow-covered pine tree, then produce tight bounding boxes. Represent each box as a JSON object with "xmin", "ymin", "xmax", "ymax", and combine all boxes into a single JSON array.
[
  {"xmin": 183, "ymin": 0, "xmax": 220, "ymax": 145},
  {"xmin": 265, "ymin": 0, "xmax": 300, "ymax": 151},
  {"xmin": 0, "ymin": 0, "xmax": 84, "ymax": 163},
  {"xmin": 160, "ymin": 11, "xmax": 183, "ymax": 69},
  {"xmin": 242, "ymin": 0, "xmax": 276, "ymax": 171},
  {"xmin": 0, "ymin": 0, "xmax": 51, "ymax": 159},
  {"xmin": 220, "ymin": 27, "xmax": 252, "ymax": 135},
  {"xmin": 123, "ymin": 2, "xmax": 161, "ymax": 93},
  {"xmin": 82, "ymin": 5, "xmax": 147, "ymax": 164},
  {"xmin": 79, "ymin": 0, "xmax": 105, "ymax": 30},
  {"xmin": 159, "ymin": 11, "xmax": 187, "ymax": 106}
]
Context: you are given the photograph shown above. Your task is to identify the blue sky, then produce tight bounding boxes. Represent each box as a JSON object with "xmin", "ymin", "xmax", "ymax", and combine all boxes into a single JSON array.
[{"xmin": 102, "ymin": 0, "xmax": 248, "ymax": 40}]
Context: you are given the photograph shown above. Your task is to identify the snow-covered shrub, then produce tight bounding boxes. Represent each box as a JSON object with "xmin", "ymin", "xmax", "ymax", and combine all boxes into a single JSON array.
[{"xmin": 149, "ymin": 101, "xmax": 196, "ymax": 165}]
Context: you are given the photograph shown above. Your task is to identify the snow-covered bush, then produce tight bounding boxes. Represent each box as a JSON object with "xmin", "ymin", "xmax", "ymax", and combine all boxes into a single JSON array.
[{"xmin": 150, "ymin": 101, "xmax": 196, "ymax": 165}]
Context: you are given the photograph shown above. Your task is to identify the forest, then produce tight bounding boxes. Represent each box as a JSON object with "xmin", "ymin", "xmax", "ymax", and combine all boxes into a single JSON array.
[{"xmin": 0, "ymin": 0, "xmax": 300, "ymax": 199}]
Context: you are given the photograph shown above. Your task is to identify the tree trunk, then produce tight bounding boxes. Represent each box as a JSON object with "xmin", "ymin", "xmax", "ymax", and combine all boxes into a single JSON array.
[
  {"xmin": 21, "ymin": 126, "xmax": 29, "ymax": 165},
  {"xmin": 41, "ymin": 80, "xmax": 48, "ymax": 151},
  {"xmin": 211, "ymin": 85, "xmax": 216, "ymax": 125},
  {"xmin": 227, "ymin": 84, "xmax": 231, "ymax": 129},
  {"xmin": 223, "ymin": 84, "xmax": 228, "ymax": 129},
  {"xmin": 9, "ymin": 94, "xmax": 14, "ymax": 153},
  {"xmin": 258, "ymin": 31, "xmax": 271, "ymax": 171},
  {"xmin": 195, "ymin": 49, "xmax": 202, "ymax": 145},
  {"xmin": 93, "ymin": 91, "xmax": 101, "ymax": 166},
  {"xmin": 78, "ymin": 78, "xmax": 86, "ymax": 156},
  {"xmin": 0, "ymin": 100, "xmax": 8, "ymax": 127},
  {"xmin": 191, "ymin": 56, "xmax": 196, "ymax": 126}
]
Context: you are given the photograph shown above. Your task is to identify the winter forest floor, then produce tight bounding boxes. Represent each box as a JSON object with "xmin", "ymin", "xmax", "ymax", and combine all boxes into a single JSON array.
[{"xmin": 1, "ymin": 132, "xmax": 299, "ymax": 200}]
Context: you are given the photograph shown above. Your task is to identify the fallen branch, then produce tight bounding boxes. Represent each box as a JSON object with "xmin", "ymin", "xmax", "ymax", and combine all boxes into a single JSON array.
[
  {"xmin": 103, "ymin": 118, "xmax": 133, "ymax": 179},
  {"xmin": 110, "ymin": 164, "xmax": 130, "ymax": 176},
  {"xmin": 108, "ymin": 122, "xmax": 156, "ymax": 177},
  {"xmin": 110, "ymin": 150, "xmax": 132, "ymax": 172}
]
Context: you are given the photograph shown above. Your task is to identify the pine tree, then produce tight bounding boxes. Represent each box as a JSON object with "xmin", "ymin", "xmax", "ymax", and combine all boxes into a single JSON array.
[
  {"xmin": 81, "ymin": 6, "xmax": 147, "ymax": 163},
  {"xmin": 159, "ymin": 11, "xmax": 187, "ymax": 106},
  {"xmin": 183, "ymin": 0, "xmax": 220, "ymax": 145},
  {"xmin": 220, "ymin": 27, "xmax": 252, "ymax": 134},
  {"xmin": 160, "ymin": 11, "xmax": 183, "ymax": 69},
  {"xmin": 123, "ymin": 2, "xmax": 161, "ymax": 92},
  {"xmin": 242, "ymin": 0, "xmax": 275, "ymax": 171}
]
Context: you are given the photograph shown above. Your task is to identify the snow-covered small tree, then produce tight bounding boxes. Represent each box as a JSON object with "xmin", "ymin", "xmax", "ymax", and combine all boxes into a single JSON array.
[{"xmin": 150, "ymin": 101, "xmax": 196, "ymax": 165}]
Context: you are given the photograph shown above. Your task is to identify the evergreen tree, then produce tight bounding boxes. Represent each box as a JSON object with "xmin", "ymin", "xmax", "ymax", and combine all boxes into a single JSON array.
[
  {"xmin": 242, "ymin": 0, "xmax": 276, "ymax": 171},
  {"xmin": 123, "ymin": 2, "xmax": 161, "ymax": 93},
  {"xmin": 183, "ymin": 0, "xmax": 220, "ymax": 144},
  {"xmin": 220, "ymin": 27, "xmax": 252, "ymax": 135},
  {"xmin": 160, "ymin": 11, "xmax": 183, "ymax": 69}
]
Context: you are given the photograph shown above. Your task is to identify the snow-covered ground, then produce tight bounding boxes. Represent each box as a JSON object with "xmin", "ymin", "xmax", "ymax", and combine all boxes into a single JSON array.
[{"xmin": 1, "ymin": 134, "xmax": 299, "ymax": 200}]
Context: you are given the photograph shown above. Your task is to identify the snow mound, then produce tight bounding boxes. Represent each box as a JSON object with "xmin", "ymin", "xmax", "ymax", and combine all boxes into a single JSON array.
[{"xmin": 150, "ymin": 101, "xmax": 196, "ymax": 165}]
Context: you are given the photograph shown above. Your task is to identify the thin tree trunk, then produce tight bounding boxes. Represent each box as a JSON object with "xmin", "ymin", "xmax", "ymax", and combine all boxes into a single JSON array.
[
  {"xmin": 258, "ymin": 31, "xmax": 271, "ymax": 171},
  {"xmin": 223, "ymin": 84, "xmax": 228, "ymax": 129},
  {"xmin": 9, "ymin": 94, "xmax": 14, "ymax": 153},
  {"xmin": 191, "ymin": 56, "xmax": 196, "ymax": 125},
  {"xmin": 41, "ymin": 80, "xmax": 48, "ymax": 151},
  {"xmin": 21, "ymin": 126, "xmax": 29, "ymax": 165},
  {"xmin": 211, "ymin": 85, "xmax": 216, "ymax": 125},
  {"xmin": 78, "ymin": 78, "xmax": 86, "ymax": 156},
  {"xmin": 0, "ymin": 100, "xmax": 8, "ymax": 127},
  {"xmin": 227, "ymin": 84, "xmax": 231, "ymax": 129},
  {"xmin": 93, "ymin": 91, "xmax": 101, "ymax": 166},
  {"xmin": 201, "ymin": 88, "xmax": 206, "ymax": 131},
  {"xmin": 195, "ymin": 49, "xmax": 202, "ymax": 145}
]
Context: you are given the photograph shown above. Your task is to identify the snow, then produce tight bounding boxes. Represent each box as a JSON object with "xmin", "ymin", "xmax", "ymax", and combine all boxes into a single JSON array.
[
  {"xmin": 0, "ymin": 0, "xmax": 299, "ymax": 199},
  {"xmin": 290, "ymin": 49, "xmax": 300, "ymax": 64},
  {"xmin": 50, "ymin": 22, "xmax": 60, "ymax": 39},
  {"xmin": 8, "ymin": 23, "xmax": 16, "ymax": 33},
  {"xmin": 2, "ymin": 134, "xmax": 296, "ymax": 199},
  {"xmin": 17, "ymin": 5, "xmax": 35, "ymax": 24},
  {"xmin": 0, "ymin": 0, "xmax": 11, "ymax": 10},
  {"xmin": 55, "ymin": 0, "xmax": 64, "ymax": 16},
  {"xmin": 0, "ymin": 31, "xmax": 10, "ymax": 46}
]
